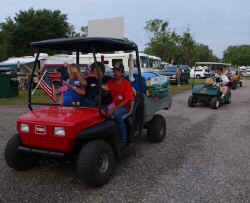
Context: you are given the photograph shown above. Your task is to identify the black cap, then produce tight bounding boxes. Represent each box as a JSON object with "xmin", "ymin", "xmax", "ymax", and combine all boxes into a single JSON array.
[{"xmin": 114, "ymin": 63, "xmax": 125, "ymax": 73}]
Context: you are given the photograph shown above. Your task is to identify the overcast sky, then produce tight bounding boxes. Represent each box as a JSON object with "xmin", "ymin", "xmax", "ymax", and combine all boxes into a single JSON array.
[{"xmin": 1, "ymin": 0, "xmax": 250, "ymax": 58}]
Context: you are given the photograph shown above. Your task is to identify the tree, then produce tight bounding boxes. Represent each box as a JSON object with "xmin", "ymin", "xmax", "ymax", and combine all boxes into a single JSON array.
[
  {"xmin": 68, "ymin": 25, "xmax": 88, "ymax": 37},
  {"xmin": 144, "ymin": 19, "xmax": 175, "ymax": 63},
  {"xmin": 180, "ymin": 30, "xmax": 196, "ymax": 66},
  {"xmin": 0, "ymin": 25, "xmax": 7, "ymax": 60},
  {"xmin": 0, "ymin": 8, "xmax": 71, "ymax": 57},
  {"xmin": 80, "ymin": 26, "xmax": 88, "ymax": 37},
  {"xmin": 144, "ymin": 19, "xmax": 197, "ymax": 66},
  {"xmin": 193, "ymin": 43, "xmax": 219, "ymax": 63},
  {"xmin": 223, "ymin": 45, "xmax": 250, "ymax": 65},
  {"xmin": 144, "ymin": 18, "xmax": 219, "ymax": 66}
]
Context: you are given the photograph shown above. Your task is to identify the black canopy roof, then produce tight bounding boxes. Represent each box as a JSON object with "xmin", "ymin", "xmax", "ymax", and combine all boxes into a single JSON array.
[{"xmin": 31, "ymin": 37, "xmax": 137, "ymax": 53}]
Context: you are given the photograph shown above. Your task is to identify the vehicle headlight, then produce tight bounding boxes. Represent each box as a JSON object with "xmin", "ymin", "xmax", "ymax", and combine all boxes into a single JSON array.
[
  {"xmin": 20, "ymin": 123, "xmax": 29, "ymax": 132},
  {"xmin": 172, "ymin": 75, "xmax": 176, "ymax": 78},
  {"xmin": 54, "ymin": 127, "xmax": 65, "ymax": 136}
]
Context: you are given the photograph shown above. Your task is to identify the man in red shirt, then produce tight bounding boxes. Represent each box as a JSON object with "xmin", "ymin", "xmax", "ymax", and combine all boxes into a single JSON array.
[{"xmin": 103, "ymin": 63, "xmax": 134, "ymax": 147}]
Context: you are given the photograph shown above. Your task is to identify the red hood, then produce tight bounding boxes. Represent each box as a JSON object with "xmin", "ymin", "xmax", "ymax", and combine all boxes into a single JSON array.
[{"xmin": 17, "ymin": 106, "xmax": 104, "ymax": 127}]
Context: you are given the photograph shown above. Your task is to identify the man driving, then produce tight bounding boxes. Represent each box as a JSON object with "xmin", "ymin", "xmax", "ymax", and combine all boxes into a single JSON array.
[
  {"xmin": 215, "ymin": 68, "xmax": 229, "ymax": 99},
  {"xmin": 102, "ymin": 63, "xmax": 134, "ymax": 148}
]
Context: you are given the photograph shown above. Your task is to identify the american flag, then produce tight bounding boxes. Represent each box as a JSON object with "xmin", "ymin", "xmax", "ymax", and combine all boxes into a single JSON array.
[{"xmin": 39, "ymin": 71, "xmax": 57, "ymax": 103}]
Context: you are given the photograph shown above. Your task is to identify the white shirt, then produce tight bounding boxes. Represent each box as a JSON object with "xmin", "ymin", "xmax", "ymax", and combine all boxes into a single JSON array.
[{"xmin": 215, "ymin": 74, "xmax": 229, "ymax": 85}]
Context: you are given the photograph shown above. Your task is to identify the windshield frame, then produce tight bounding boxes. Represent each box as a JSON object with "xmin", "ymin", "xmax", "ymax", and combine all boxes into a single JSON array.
[
  {"xmin": 165, "ymin": 66, "xmax": 177, "ymax": 72},
  {"xmin": 28, "ymin": 37, "xmax": 142, "ymax": 113}
]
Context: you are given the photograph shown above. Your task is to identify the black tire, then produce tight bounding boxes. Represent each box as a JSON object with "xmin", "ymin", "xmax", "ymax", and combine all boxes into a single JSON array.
[
  {"xmin": 225, "ymin": 94, "xmax": 231, "ymax": 104},
  {"xmin": 5, "ymin": 134, "xmax": 37, "ymax": 171},
  {"xmin": 188, "ymin": 95, "xmax": 195, "ymax": 107},
  {"xmin": 147, "ymin": 115, "xmax": 166, "ymax": 143},
  {"xmin": 240, "ymin": 81, "xmax": 242, "ymax": 87},
  {"xmin": 77, "ymin": 140, "xmax": 115, "ymax": 187},
  {"xmin": 232, "ymin": 81, "xmax": 237, "ymax": 89},
  {"xmin": 210, "ymin": 97, "xmax": 220, "ymax": 109},
  {"xmin": 196, "ymin": 75, "xmax": 200, "ymax": 79}
]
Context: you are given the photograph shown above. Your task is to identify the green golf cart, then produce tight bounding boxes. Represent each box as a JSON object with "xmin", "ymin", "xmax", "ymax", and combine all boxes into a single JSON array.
[{"xmin": 188, "ymin": 62, "xmax": 231, "ymax": 109}]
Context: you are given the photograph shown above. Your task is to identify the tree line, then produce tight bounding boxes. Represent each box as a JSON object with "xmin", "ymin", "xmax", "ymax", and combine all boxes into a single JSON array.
[
  {"xmin": 0, "ymin": 8, "xmax": 86, "ymax": 60},
  {"xmin": 0, "ymin": 9, "xmax": 249, "ymax": 66},
  {"xmin": 223, "ymin": 45, "xmax": 250, "ymax": 66},
  {"xmin": 143, "ymin": 19, "xmax": 219, "ymax": 66}
]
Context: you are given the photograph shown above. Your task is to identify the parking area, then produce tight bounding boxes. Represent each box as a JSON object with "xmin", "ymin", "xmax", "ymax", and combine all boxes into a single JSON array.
[{"xmin": 0, "ymin": 80, "xmax": 250, "ymax": 203}]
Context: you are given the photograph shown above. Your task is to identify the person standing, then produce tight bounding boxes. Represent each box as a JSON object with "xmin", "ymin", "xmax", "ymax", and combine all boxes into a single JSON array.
[
  {"xmin": 176, "ymin": 65, "xmax": 181, "ymax": 86},
  {"xmin": 57, "ymin": 62, "xmax": 70, "ymax": 86}
]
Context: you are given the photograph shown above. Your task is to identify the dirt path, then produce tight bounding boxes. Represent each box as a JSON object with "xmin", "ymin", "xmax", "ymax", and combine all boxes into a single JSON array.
[{"xmin": 0, "ymin": 80, "xmax": 250, "ymax": 203}]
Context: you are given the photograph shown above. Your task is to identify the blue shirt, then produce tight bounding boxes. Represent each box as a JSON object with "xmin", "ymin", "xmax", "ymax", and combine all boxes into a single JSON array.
[{"xmin": 62, "ymin": 79, "xmax": 84, "ymax": 105}]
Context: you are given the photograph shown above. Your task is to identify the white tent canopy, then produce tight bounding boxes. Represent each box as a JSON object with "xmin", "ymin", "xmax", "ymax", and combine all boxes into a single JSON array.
[
  {"xmin": 195, "ymin": 62, "xmax": 231, "ymax": 66},
  {"xmin": 0, "ymin": 54, "xmax": 48, "ymax": 74}
]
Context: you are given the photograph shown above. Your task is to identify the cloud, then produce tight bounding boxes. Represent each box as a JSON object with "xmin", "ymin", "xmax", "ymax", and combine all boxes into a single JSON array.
[{"xmin": 1, "ymin": 0, "xmax": 250, "ymax": 58}]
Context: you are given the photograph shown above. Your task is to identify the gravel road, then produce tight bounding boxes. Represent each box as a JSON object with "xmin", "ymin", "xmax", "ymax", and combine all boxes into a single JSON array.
[{"xmin": 1, "ymin": 80, "xmax": 250, "ymax": 203}]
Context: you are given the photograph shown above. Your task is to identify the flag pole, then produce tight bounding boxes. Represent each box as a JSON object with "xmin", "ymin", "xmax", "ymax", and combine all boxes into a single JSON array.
[{"xmin": 32, "ymin": 70, "xmax": 47, "ymax": 95}]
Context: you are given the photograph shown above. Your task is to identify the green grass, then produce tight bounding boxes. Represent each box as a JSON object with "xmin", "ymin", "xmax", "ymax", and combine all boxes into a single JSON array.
[
  {"xmin": 169, "ymin": 79, "xmax": 205, "ymax": 95},
  {"xmin": 0, "ymin": 90, "xmax": 58, "ymax": 105},
  {"xmin": 0, "ymin": 79, "xmax": 205, "ymax": 105}
]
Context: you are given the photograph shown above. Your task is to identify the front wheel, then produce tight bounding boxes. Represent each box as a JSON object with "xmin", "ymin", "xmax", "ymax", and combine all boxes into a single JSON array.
[
  {"xmin": 5, "ymin": 134, "xmax": 37, "ymax": 171},
  {"xmin": 225, "ymin": 94, "xmax": 231, "ymax": 104},
  {"xmin": 77, "ymin": 140, "xmax": 115, "ymax": 187},
  {"xmin": 210, "ymin": 97, "xmax": 220, "ymax": 109},
  {"xmin": 147, "ymin": 115, "xmax": 166, "ymax": 143}
]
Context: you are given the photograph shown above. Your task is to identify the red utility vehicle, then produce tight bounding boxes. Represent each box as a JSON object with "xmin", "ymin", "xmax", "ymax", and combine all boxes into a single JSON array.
[{"xmin": 5, "ymin": 37, "xmax": 171, "ymax": 187}]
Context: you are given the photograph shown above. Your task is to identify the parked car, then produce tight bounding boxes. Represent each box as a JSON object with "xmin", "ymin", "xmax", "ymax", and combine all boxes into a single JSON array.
[
  {"xmin": 190, "ymin": 67, "xmax": 210, "ymax": 79},
  {"xmin": 159, "ymin": 65, "xmax": 189, "ymax": 84},
  {"xmin": 79, "ymin": 64, "xmax": 90, "ymax": 74},
  {"xmin": 242, "ymin": 69, "xmax": 250, "ymax": 77},
  {"xmin": 104, "ymin": 64, "xmax": 114, "ymax": 77}
]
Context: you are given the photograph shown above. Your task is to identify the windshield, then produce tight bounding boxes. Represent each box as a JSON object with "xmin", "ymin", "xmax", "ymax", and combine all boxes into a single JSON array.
[
  {"xmin": 79, "ymin": 65, "xmax": 89, "ymax": 74},
  {"xmin": 104, "ymin": 64, "xmax": 113, "ymax": 73},
  {"xmin": 165, "ymin": 66, "xmax": 177, "ymax": 71},
  {"xmin": 44, "ymin": 66, "xmax": 62, "ymax": 72},
  {"xmin": 30, "ymin": 52, "xmax": 137, "ymax": 108}
]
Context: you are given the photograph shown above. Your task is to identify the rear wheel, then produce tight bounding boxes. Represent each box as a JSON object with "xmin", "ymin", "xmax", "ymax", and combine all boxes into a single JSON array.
[
  {"xmin": 147, "ymin": 115, "xmax": 166, "ymax": 143},
  {"xmin": 5, "ymin": 134, "xmax": 37, "ymax": 171},
  {"xmin": 232, "ymin": 81, "xmax": 237, "ymax": 89},
  {"xmin": 210, "ymin": 97, "xmax": 220, "ymax": 109},
  {"xmin": 240, "ymin": 81, "xmax": 242, "ymax": 87},
  {"xmin": 77, "ymin": 140, "xmax": 115, "ymax": 187},
  {"xmin": 196, "ymin": 75, "xmax": 200, "ymax": 79},
  {"xmin": 188, "ymin": 95, "xmax": 195, "ymax": 107}
]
